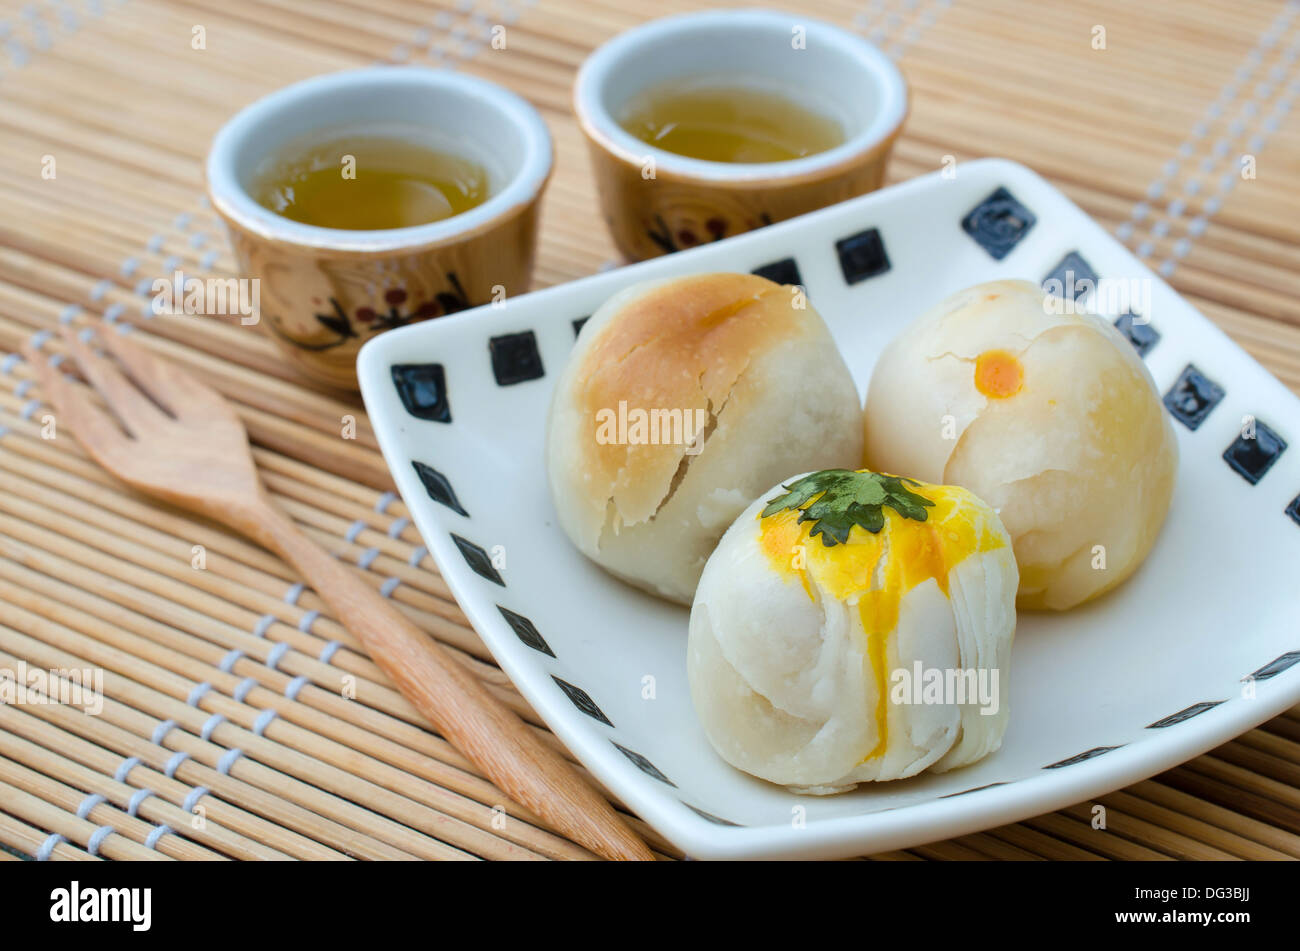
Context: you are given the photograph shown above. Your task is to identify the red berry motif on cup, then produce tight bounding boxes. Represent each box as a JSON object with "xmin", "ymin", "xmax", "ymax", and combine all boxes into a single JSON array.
[
  {"xmin": 268, "ymin": 273, "xmax": 476, "ymax": 352},
  {"xmin": 647, "ymin": 213, "xmax": 746, "ymax": 254}
]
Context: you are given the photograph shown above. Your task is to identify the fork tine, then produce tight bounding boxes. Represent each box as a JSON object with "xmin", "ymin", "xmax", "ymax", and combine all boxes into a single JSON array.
[
  {"xmin": 20, "ymin": 343, "xmax": 132, "ymax": 467},
  {"xmin": 95, "ymin": 328, "xmax": 224, "ymax": 421},
  {"xmin": 58, "ymin": 327, "xmax": 169, "ymax": 436}
]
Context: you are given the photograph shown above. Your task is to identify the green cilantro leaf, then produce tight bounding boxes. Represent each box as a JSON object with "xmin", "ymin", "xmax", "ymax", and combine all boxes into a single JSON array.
[{"xmin": 760, "ymin": 469, "xmax": 934, "ymax": 547}]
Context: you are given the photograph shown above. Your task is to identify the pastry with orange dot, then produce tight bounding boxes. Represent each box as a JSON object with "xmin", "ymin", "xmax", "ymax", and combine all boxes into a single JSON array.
[{"xmin": 863, "ymin": 279, "xmax": 1178, "ymax": 611}]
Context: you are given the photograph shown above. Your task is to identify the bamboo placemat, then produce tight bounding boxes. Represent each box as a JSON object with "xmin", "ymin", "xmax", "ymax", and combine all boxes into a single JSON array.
[{"xmin": 0, "ymin": 0, "xmax": 1297, "ymax": 862}]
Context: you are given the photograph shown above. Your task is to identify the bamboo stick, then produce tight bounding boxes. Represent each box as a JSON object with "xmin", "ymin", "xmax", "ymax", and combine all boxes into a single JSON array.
[
  {"xmin": 0, "ymin": 567, "xmax": 600, "ymax": 859},
  {"xmin": 1131, "ymin": 779, "xmax": 1300, "ymax": 858},
  {"xmin": 0, "ymin": 778, "xmax": 174, "ymax": 861},
  {"xmin": 0, "ymin": 804, "xmax": 100, "ymax": 862},
  {"xmin": 0, "ymin": 752, "xmax": 229, "ymax": 861},
  {"xmin": 1057, "ymin": 800, "xmax": 1240, "ymax": 861},
  {"xmin": 983, "ymin": 824, "xmax": 1108, "ymax": 861},
  {"xmin": 1022, "ymin": 813, "xmax": 1174, "ymax": 861},
  {"xmin": 0, "ymin": 631, "xmax": 491, "ymax": 860},
  {"xmin": 0, "ymin": 681, "xmax": 404, "ymax": 860},
  {"xmin": 0, "ymin": 720, "xmax": 301, "ymax": 861}
]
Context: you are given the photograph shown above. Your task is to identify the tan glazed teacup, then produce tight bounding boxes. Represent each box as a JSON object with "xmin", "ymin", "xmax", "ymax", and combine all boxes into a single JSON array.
[
  {"xmin": 574, "ymin": 10, "xmax": 908, "ymax": 262},
  {"xmin": 207, "ymin": 67, "xmax": 553, "ymax": 389}
]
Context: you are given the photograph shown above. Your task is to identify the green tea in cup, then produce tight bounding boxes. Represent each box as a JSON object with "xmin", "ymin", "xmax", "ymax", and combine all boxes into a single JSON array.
[
  {"xmin": 618, "ymin": 81, "xmax": 844, "ymax": 164},
  {"xmin": 252, "ymin": 131, "xmax": 489, "ymax": 230}
]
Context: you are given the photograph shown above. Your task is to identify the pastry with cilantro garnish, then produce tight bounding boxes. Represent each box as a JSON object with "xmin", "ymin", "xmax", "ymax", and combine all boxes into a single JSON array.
[
  {"xmin": 688, "ymin": 468, "xmax": 1017, "ymax": 792},
  {"xmin": 864, "ymin": 280, "xmax": 1177, "ymax": 611},
  {"xmin": 546, "ymin": 273, "xmax": 863, "ymax": 604}
]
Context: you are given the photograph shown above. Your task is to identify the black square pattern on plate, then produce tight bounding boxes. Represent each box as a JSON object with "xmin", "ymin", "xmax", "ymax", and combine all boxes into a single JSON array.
[
  {"xmin": 751, "ymin": 257, "xmax": 803, "ymax": 287},
  {"xmin": 939, "ymin": 782, "xmax": 1008, "ymax": 799},
  {"xmin": 611, "ymin": 741, "xmax": 676, "ymax": 787},
  {"xmin": 1223, "ymin": 419, "xmax": 1287, "ymax": 485},
  {"xmin": 683, "ymin": 802, "xmax": 740, "ymax": 826},
  {"xmin": 1247, "ymin": 650, "xmax": 1300, "ymax": 682},
  {"xmin": 411, "ymin": 461, "xmax": 467, "ymax": 516},
  {"xmin": 961, "ymin": 186, "xmax": 1037, "ymax": 260},
  {"xmin": 1287, "ymin": 495, "xmax": 1300, "ymax": 526},
  {"xmin": 488, "ymin": 331, "xmax": 544, "ymax": 385},
  {"xmin": 496, "ymin": 605, "xmax": 553, "ymax": 657},
  {"xmin": 1163, "ymin": 364, "xmax": 1225, "ymax": 430},
  {"xmin": 1115, "ymin": 312, "xmax": 1160, "ymax": 357},
  {"xmin": 552, "ymin": 676, "xmax": 613, "ymax": 726},
  {"xmin": 1044, "ymin": 746, "xmax": 1122, "ymax": 769},
  {"xmin": 1147, "ymin": 700, "xmax": 1224, "ymax": 729},
  {"xmin": 1042, "ymin": 250, "xmax": 1098, "ymax": 304},
  {"xmin": 391, "ymin": 363, "xmax": 450, "ymax": 422},
  {"xmin": 835, "ymin": 228, "xmax": 890, "ymax": 284},
  {"xmin": 450, "ymin": 534, "xmax": 504, "ymax": 586},
  {"xmin": 572, "ymin": 316, "xmax": 589, "ymax": 337}
]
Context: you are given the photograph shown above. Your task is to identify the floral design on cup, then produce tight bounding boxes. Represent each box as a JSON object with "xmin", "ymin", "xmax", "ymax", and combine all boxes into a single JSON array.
[
  {"xmin": 575, "ymin": 11, "xmax": 908, "ymax": 262},
  {"xmin": 207, "ymin": 67, "xmax": 552, "ymax": 389},
  {"xmin": 646, "ymin": 211, "xmax": 775, "ymax": 255},
  {"xmin": 267, "ymin": 275, "xmax": 475, "ymax": 353}
]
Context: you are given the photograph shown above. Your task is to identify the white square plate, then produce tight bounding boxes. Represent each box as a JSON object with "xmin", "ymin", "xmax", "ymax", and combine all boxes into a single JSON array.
[{"xmin": 358, "ymin": 159, "xmax": 1300, "ymax": 860}]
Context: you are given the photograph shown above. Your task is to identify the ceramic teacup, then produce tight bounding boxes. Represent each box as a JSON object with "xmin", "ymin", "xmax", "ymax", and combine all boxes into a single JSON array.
[
  {"xmin": 207, "ymin": 67, "xmax": 553, "ymax": 390},
  {"xmin": 574, "ymin": 10, "xmax": 908, "ymax": 261}
]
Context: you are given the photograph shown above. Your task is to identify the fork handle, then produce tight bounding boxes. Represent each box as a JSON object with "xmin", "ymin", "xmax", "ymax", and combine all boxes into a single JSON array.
[{"xmin": 239, "ymin": 499, "xmax": 655, "ymax": 862}]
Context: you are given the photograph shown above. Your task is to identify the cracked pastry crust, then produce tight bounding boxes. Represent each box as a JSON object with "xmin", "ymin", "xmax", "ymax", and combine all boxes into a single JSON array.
[
  {"xmin": 546, "ymin": 273, "xmax": 864, "ymax": 604},
  {"xmin": 863, "ymin": 279, "xmax": 1178, "ymax": 611}
]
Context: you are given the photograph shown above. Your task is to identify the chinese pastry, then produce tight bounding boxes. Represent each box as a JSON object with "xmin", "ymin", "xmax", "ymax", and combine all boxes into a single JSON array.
[
  {"xmin": 863, "ymin": 280, "xmax": 1177, "ymax": 611},
  {"xmin": 688, "ymin": 468, "xmax": 1017, "ymax": 792},
  {"xmin": 547, "ymin": 273, "xmax": 863, "ymax": 604}
]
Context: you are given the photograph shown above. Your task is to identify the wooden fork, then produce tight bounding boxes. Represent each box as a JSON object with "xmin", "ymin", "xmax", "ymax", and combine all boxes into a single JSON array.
[{"xmin": 23, "ymin": 326, "xmax": 654, "ymax": 862}]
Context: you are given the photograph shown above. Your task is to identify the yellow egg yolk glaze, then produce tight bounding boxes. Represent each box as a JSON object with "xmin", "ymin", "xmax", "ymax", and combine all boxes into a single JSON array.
[
  {"xmin": 974, "ymin": 349, "xmax": 1024, "ymax": 398},
  {"xmin": 758, "ymin": 475, "xmax": 1006, "ymax": 762}
]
